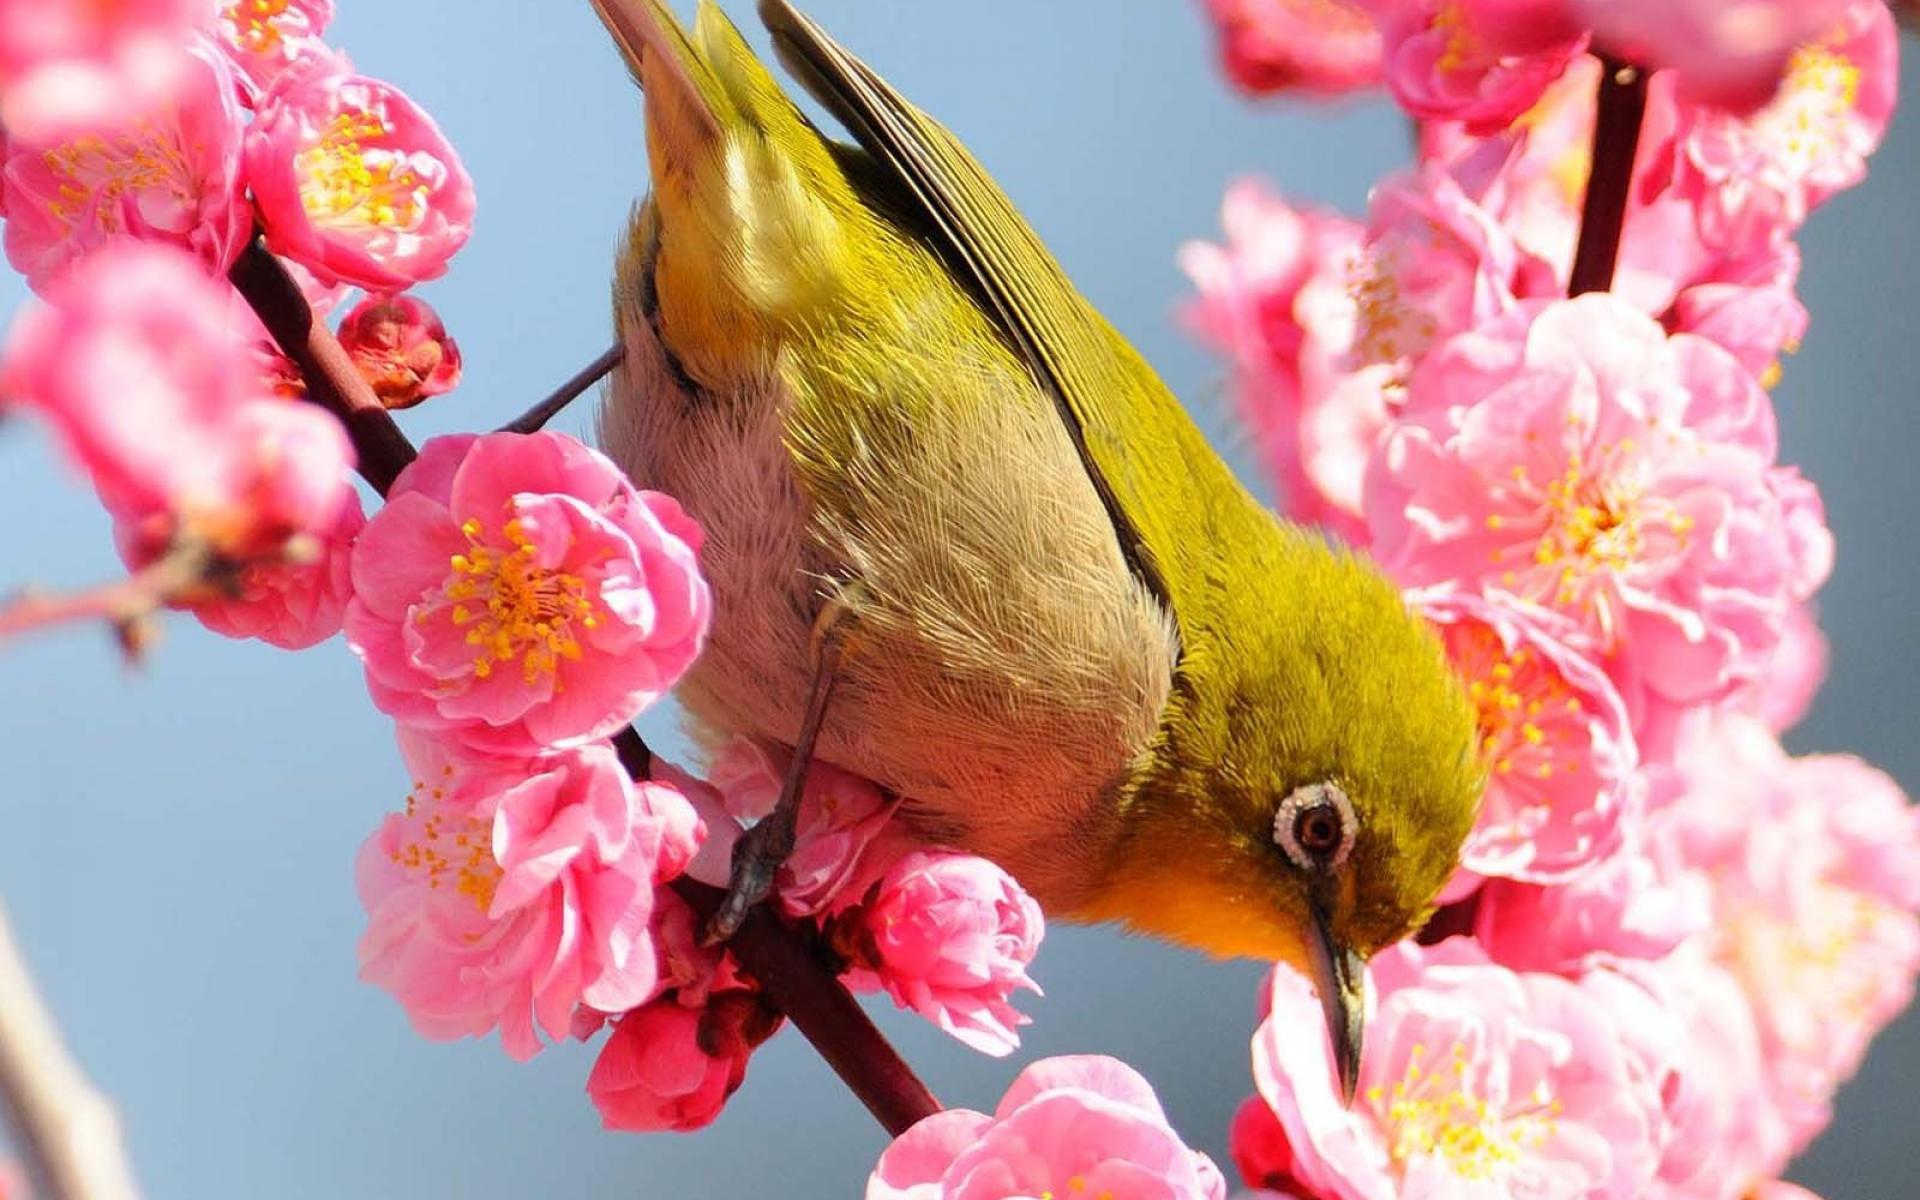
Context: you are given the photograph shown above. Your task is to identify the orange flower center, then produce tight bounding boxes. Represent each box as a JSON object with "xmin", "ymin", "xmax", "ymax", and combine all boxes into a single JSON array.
[
  {"xmin": 296, "ymin": 110, "xmax": 425, "ymax": 231},
  {"xmin": 391, "ymin": 765, "xmax": 499, "ymax": 914},
  {"xmin": 439, "ymin": 517, "xmax": 600, "ymax": 684}
]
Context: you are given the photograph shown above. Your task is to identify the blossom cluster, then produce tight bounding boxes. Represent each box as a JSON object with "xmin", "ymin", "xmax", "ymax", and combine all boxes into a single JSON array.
[
  {"xmin": 0, "ymin": 0, "xmax": 475, "ymax": 649},
  {"xmin": 0, "ymin": 0, "xmax": 1051, "ymax": 1144},
  {"xmin": 1185, "ymin": 2, "xmax": 1917, "ymax": 1198}
]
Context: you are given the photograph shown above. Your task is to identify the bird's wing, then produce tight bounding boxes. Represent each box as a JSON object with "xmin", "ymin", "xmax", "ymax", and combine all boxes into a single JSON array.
[{"xmin": 758, "ymin": 0, "xmax": 1267, "ymax": 634}]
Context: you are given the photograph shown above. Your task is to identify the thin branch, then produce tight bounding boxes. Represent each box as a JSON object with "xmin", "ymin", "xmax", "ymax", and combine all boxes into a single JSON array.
[
  {"xmin": 1568, "ymin": 57, "xmax": 1649, "ymax": 297},
  {"xmin": 231, "ymin": 242, "xmax": 943, "ymax": 1139},
  {"xmin": 228, "ymin": 239, "xmax": 418, "ymax": 494},
  {"xmin": 0, "ymin": 541, "xmax": 211, "ymax": 659},
  {"xmin": 675, "ymin": 881, "xmax": 942, "ymax": 1136},
  {"xmin": 497, "ymin": 343, "xmax": 624, "ymax": 434},
  {"xmin": 0, "ymin": 901, "xmax": 142, "ymax": 1200}
]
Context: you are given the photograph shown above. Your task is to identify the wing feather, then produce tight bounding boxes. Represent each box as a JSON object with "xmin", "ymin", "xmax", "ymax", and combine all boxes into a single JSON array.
[{"xmin": 757, "ymin": 0, "xmax": 1266, "ymax": 635}]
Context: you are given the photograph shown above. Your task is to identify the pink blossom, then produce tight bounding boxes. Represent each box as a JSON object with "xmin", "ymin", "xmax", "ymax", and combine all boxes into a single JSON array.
[
  {"xmin": 837, "ymin": 850, "xmax": 1043, "ymax": 1056},
  {"xmin": 1368, "ymin": 295, "xmax": 1831, "ymax": 746},
  {"xmin": 1668, "ymin": 241, "xmax": 1806, "ymax": 386},
  {"xmin": 1574, "ymin": 952, "xmax": 1786, "ymax": 1200},
  {"xmin": 1474, "ymin": 835, "xmax": 1711, "ymax": 972},
  {"xmin": 163, "ymin": 490, "xmax": 362, "ymax": 649},
  {"xmin": 1421, "ymin": 62, "xmax": 1712, "ymax": 317},
  {"xmin": 356, "ymin": 730, "xmax": 702, "ymax": 1059},
  {"xmin": 3, "ymin": 239, "xmax": 355, "ymax": 533},
  {"xmin": 586, "ymin": 987, "xmax": 782, "ymax": 1132},
  {"xmin": 1183, "ymin": 166, "xmax": 1556, "ymax": 536},
  {"xmin": 1367, "ymin": 0, "xmax": 1587, "ymax": 134},
  {"xmin": 868, "ymin": 1056, "xmax": 1225, "ymax": 1200},
  {"xmin": 1252, "ymin": 939, "xmax": 1665, "ymax": 1200},
  {"xmin": 335, "ymin": 293, "xmax": 462, "ymax": 410},
  {"xmin": 1, "ymin": 37, "xmax": 249, "ymax": 292},
  {"xmin": 0, "ymin": 0, "xmax": 211, "ymax": 142},
  {"xmin": 5, "ymin": 242, "xmax": 254, "ymax": 516},
  {"xmin": 1575, "ymin": 0, "xmax": 1855, "ymax": 112},
  {"xmin": 1415, "ymin": 587, "xmax": 1634, "ymax": 889},
  {"xmin": 344, "ymin": 431, "xmax": 710, "ymax": 755},
  {"xmin": 245, "ymin": 56, "xmax": 475, "ymax": 290},
  {"xmin": 1663, "ymin": 715, "xmax": 1920, "ymax": 1156},
  {"xmin": 213, "ymin": 0, "xmax": 333, "ymax": 97},
  {"xmin": 709, "ymin": 739, "xmax": 900, "ymax": 917},
  {"xmin": 1180, "ymin": 181, "xmax": 1371, "ymax": 534},
  {"xmin": 1201, "ymin": 0, "xmax": 1383, "ymax": 97},
  {"xmin": 1729, "ymin": 603, "xmax": 1826, "ymax": 734},
  {"xmin": 1655, "ymin": 0, "xmax": 1898, "ymax": 250}
]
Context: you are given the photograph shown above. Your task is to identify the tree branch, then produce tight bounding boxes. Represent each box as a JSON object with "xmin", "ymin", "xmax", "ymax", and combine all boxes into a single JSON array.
[
  {"xmin": 1568, "ymin": 57, "xmax": 1649, "ymax": 297},
  {"xmin": 0, "ymin": 540, "xmax": 212, "ymax": 660},
  {"xmin": 228, "ymin": 240, "xmax": 417, "ymax": 493},
  {"xmin": 0, "ymin": 901, "xmax": 143, "ymax": 1200},
  {"xmin": 497, "ymin": 343, "xmax": 624, "ymax": 434},
  {"xmin": 232, "ymin": 242, "xmax": 941, "ymax": 1139}
]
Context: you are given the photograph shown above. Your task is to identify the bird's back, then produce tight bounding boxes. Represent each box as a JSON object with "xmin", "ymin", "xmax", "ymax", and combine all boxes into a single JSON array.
[{"xmin": 595, "ymin": 0, "xmax": 1180, "ymax": 908}]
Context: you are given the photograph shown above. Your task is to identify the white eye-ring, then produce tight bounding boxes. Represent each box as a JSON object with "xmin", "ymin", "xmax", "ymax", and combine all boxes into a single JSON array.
[{"xmin": 1273, "ymin": 781, "xmax": 1357, "ymax": 871}]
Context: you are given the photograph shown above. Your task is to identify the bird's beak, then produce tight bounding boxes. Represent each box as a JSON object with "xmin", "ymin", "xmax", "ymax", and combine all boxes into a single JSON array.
[{"xmin": 1306, "ymin": 896, "xmax": 1367, "ymax": 1107}]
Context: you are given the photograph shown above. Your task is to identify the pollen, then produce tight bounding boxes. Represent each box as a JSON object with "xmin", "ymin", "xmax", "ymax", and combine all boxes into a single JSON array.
[
  {"xmin": 1431, "ymin": 3, "xmax": 1480, "ymax": 75},
  {"xmin": 296, "ymin": 109, "xmax": 426, "ymax": 231},
  {"xmin": 1455, "ymin": 626, "xmax": 1586, "ymax": 785},
  {"xmin": 1372, "ymin": 1039, "xmax": 1557, "ymax": 1182},
  {"xmin": 225, "ymin": 0, "xmax": 295, "ymax": 55},
  {"xmin": 42, "ymin": 124, "xmax": 195, "ymax": 238},
  {"xmin": 1484, "ymin": 440, "xmax": 1693, "ymax": 633},
  {"xmin": 1749, "ymin": 42, "xmax": 1861, "ymax": 179},
  {"xmin": 389, "ymin": 784, "xmax": 499, "ymax": 914},
  {"xmin": 439, "ymin": 516, "xmax": 600, "ymax": 685},
  {"xmin": 1350, "ymin": 246, "xmax": 1439, "ymax": 371}
]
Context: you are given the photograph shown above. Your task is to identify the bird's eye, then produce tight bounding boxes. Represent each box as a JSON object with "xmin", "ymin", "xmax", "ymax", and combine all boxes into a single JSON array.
[{"xmin": 1273, "ymin": 781, "xmax": 1356, "ymax": 872}]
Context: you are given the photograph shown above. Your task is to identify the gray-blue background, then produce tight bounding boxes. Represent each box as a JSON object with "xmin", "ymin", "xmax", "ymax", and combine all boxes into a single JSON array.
[{"xmin": 0, "ymin": 3, "xmax": 1913, "ymax": 1196}]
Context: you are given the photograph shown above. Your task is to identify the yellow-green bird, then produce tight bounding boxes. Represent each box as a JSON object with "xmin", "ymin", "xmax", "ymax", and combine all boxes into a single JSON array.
[{"xmin": 587, "ymin": 0, "xmax": 1482, "ymax": 1098}]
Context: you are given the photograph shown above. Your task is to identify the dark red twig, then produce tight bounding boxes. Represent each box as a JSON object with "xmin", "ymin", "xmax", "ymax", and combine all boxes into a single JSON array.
[
  {"xmin": 1567, "ymin": 57, "xmax": 1649, "ymax": 297},
  {"xmin": 498, "ymin": 343, "xmax": 625, "ymax": 434},
  {"xmin": 228, "ymin": 240, "xmax": 417, "ymax": 493},
  {"xmin": 233, "ymin": 241, "xmax": 941, "ymax": 1139}
]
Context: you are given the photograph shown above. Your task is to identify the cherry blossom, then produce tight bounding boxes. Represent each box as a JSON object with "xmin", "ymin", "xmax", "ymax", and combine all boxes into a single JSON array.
[
  {"xmin": 869, "ymin": 1056, "xmax": 1225, "ymax": 1200},
  {"xmin": 344, "ymin": 431, "xmax": 710, "ymax": 755},
  {"xmin": 1, "ymin": 37, "xmax": 248, "ymax": 291},
  {"xmin": 246, "ymin": 55, "xmax": 475, "ymax": 290},
  {"xmin": 356, "ymin": 730, "xmax": 702, "ymax": 1059}
]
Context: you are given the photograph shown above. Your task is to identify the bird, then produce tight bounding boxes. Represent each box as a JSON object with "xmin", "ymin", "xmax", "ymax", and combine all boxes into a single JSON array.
[{"xmin": 587, "ymin": 0, "xmax": 1482, "ymax": 1100}]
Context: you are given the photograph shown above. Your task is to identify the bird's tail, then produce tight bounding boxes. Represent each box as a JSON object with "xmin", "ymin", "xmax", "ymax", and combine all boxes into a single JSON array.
[{"xmin": 588, "ymin": 0, "xmax": 856, "ymax": 379}]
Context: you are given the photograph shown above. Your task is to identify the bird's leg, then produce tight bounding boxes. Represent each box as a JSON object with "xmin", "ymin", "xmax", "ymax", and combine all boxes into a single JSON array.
[{"xmin": 702, "ymin": 595, "xmax": 852, "ymax": 946}]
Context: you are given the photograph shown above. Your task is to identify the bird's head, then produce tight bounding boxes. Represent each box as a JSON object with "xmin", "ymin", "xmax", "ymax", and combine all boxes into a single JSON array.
[{"xmin": 1072, "ymin": 534, "xmax": 1483, "ymax": 1104}]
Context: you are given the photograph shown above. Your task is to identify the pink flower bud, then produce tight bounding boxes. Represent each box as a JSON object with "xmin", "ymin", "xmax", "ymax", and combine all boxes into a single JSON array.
[
  {"xmin": 710, "ymin": 739, "xmax": 899, "ymax": 917},
  {"xmin": 245, "ymin": 55, "xmax": 475, "ymax": 291},
  {"xmin": 837, "ymin": 850, "xmax": 1043, "ymax": 1056},
  {"xmin": 586, "ymin": 989, "xmax": 781, "ymax": 1133},
  {"xmin": 335, "ymin": 294, "xmax": 462, "ymax": 410}
]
